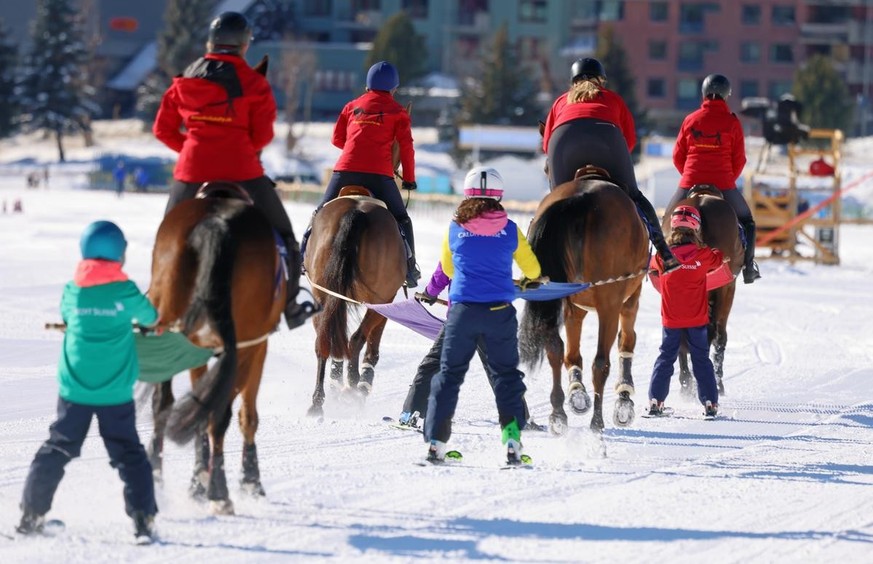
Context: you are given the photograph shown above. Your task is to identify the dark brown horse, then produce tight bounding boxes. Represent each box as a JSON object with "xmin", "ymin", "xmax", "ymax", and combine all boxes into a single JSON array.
[
  {"xmin": 304, "ymin": 189, "xmax": 406, "ymax": 416},
  {"xmin": 662, "ymin": 184, "xmax": 744, "ymax": 396},
  {"xmin": 519, "ymin": 169, "xmax": 649, "ymax": 433},
  {"xmin": 147, "ymin": 182, "xmax": 289, "ymax": 515}
]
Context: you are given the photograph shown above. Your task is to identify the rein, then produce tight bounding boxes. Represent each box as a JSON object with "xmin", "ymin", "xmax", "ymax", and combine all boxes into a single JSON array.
[
  {"xmin": 304, "ymin": 271, "xmax": 365, "ymax": 306},
  {"xmin": 569, "ymin": 267, "xmax": 648, "ymax": 310}
]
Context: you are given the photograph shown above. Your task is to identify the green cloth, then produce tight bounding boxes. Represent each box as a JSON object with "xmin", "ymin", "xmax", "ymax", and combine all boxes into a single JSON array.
[
  {"xmin": 58, "ymin": 280, "xmax": 158, "ymax": 405},
  {"xmin": 135, "ymin": 332, "xmax": 214, "ymax": 383}
]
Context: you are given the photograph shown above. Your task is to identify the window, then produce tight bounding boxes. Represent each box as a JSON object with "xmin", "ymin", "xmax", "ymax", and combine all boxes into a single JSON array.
[
  {"xmin": 739, "ymin": 80, "xmax": 758, "ymax": 98},
  {"xmin": 768, "ymin": 80, "xmax": 792, "ymax": 99},
  {"xmin": 770, "ymin": 43, "xmax": 793, "ymax": 63},
  {"xmin": 648, "ymin": 40, "xmax": 667, "ymax": 60},
  {"xmin": 741, "ymin": 5, "xmax": 760, "ymax": 25},
  {"xmin": 351, "ymin": 0, "xmax": 380, "ymax": 9},
  {"xmin": 740, "ymin": 42, "xmax": 761, "ymax": 63},
  {"xmin": 303, "ymin": 0, "xmax": 331, "ymax": 16},
  {"xmin": 677, "ymin": 78, "xmax": 699, "ymax": 109},
  {"xmin": 771, "ymin": 5, "xmax": 795, "ymax": 25},
  {"xmin": 678, "ymin": 42, "xmax": 705, "ymax": 71},
  {"xmin": 650, "ymin": 2, "xmax": 668, "ymax": 22},
  {"xmin": 598, "ymin": 0, "xmax": 624, "ymax": 21},
  {"xmin": 402, "ymin": 0, "xmax": 429, "ymax": 19},
  {"xmin": 647, "ymin": 78, "xmax": 666, "ymax": 98},
  {"xmin": 519, "ymin": 0, "xmax": 547, "ymax": 22},
  {"xmin": 679, "ymin": 3, "xmax": 719, "ymax": 33}
]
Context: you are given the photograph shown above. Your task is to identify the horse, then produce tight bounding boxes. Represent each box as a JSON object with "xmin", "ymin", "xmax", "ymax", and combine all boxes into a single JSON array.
[
  {"xmin": 304, "ymin": 187, "xmax": 407, "ymax": 416},
  {"xmin": 146, "ymin": 181, "xmax": 291, "ymax": 515},
  {"xmin": 662, "ymin": 184, "xmax": 744, "ymax": 396},
  {"xmin": 519, "ymin": 168, "xmax": 650, "ymax": 433}
]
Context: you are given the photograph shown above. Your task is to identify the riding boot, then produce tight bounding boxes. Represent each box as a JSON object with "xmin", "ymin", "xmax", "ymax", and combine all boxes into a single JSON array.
[
  {"xmin": 397, "ymin": 217, "xmax": 421, "ymax": 287},
  {"xmin": 741, "ymin": 219, "xmax": 762, "ymax": 284},
  {"xmin": 282, "ymin": 235, "xmax": 314, "ymax": 330},
  {"xmin": 632, "ymin": 192, "xmax": 680, "ymax": 273}
]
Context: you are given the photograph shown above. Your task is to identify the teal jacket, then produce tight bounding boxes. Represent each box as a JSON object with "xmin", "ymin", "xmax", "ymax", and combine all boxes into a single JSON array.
[{"xmin": 58, "ymin": 261, "xmax": 158, "ymax": 405}]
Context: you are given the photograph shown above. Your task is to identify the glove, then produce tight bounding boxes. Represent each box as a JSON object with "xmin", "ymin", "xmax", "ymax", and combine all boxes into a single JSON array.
[
  {"xmin": 418, "ymin": 290, "xmax": 438, "ymax": 305},
  {"xmin": 518, "ymin": 276, "xmax": 549, "ymax": 291},
  {"xmin": 402, "ymin": 181, "xmax": 417, "ymax": 191}
]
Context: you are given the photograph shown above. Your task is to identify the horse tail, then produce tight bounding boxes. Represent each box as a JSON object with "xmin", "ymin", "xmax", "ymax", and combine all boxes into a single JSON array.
[
  {"xmin": 320, "ymin": 207, "xmax": 367, "ymax": 359},
  {"xmin": 166, "ymin": 211, "xmax": 239, "ymax": 445},
  {"xmin": 519, "ymin": 193, "xmax": 589, "ymax": 368}
]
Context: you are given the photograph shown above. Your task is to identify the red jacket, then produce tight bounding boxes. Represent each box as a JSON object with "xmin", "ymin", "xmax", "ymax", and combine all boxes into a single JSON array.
[
  {"xmin": 542, "ymin": 88, "xmax": 636, "ymax": 153},
  {"xmin": 153, "ymin": 53, "xmax": 276, "ymax": 183},
  {"xmin": 673, "ymin": 99, "xmax": 746, "ymax": 190},
  {"xmin": 332, "ymin": 91, "xmax": 415, "ymax": 182},
  {"xmin": 655, "ymin": 243, "xmax": 724, "ymax": 329}
]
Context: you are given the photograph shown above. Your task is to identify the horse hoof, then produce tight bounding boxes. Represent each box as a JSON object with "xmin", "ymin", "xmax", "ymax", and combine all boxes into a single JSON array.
[
  {"xmin": 717, "ymin": 379, "xmax": 726, "ymax": 395},
  {"xmin": 209, "ymin": 499, "xmax": 235, "ymax": 515},
  {"xmin": 307, "ymin": 405, "xmax": 324, "ymax": 418},
  {"xmin": 356, "ymin": 381, "xmax": 372, "ymax": 396},
  {"xmin": 152, "ymin": 469, "xmax": 163, "ymax": 486},
  {"xmin": 548, "ymin": 414, "xmax": 568, "ymax": 436},
  {"xmin": 568, "ymin": 385, "xmax": 592, "ymax": 415},
  {"xmin": 613, "ymin": 397, "xmax": 635, "ymax": 427},
  {"xmin": 240, "ymin": 481, "xmax": 266, "ymax": 497}
]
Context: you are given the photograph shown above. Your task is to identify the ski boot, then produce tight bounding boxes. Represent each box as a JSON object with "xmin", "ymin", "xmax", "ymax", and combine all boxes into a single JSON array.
[
  {"xmin": 16, "ymin": 511, "xmax": 45, "ymax": 535},
  {"xmin": 132, "ymin": 512, "xmax": 156, "ymax": 545},
  {"xmin": 704, "ymin": 401, "xmax": 719, "ymax": 418},
  {"xmin": 426, "ymin": 440, "xmax": 448, "ymax": 463},
  {"xmin": 399, "ymin": 410, "xmax": 421, "ymax": 430}
]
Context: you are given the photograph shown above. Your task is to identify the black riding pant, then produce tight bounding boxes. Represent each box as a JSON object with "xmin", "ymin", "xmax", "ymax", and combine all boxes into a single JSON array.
[
  {"xmin": 547, "ymin": 118, "xmax": 640, "ymax": 194},
  {"xmin": 319, "ymin": 171, "xmax": 410, "ymax": 222},
  {"xmin": 165, "ymin": 176, "xmax": 297, "ymax": 244}
]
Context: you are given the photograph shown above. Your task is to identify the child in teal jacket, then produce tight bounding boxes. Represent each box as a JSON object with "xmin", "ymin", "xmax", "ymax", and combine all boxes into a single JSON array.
[{"xmin": 17, "ymin": 221, "xmax": 160, "ymax": 543}]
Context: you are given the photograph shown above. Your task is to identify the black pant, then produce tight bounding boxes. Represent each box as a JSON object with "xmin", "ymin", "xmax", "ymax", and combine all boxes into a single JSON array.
[
  {"xmin": 21, "ymin": 398, "xmax": 157, "ymax": 517},
  {"xmin": 319, "ymin": 171, "xmax": 409, "ymax": 222},
  {"xmin": 165, "ymin": 176, "xmax": 297, "ymax": 243}
]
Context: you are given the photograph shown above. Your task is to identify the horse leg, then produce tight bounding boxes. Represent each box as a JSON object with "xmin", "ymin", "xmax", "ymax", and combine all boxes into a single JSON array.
[
  {"xmin": 207, "ymin": 405, "xmax": 235, "ymax": 515},
  {"xmin": 185, "ymin": 366, "xmax": 209, "ymax": 499},
  {"xmin": 614, "ymin": 285, "xmax": 642, "ymax": 427},
  {"xmin": 590, "ymin": 305, "xmax": 620, "ymax": 432},
  {"xmin": 238, "ymin": 345, "xmax": 266, "ymax": 496},
  {"xmin": 148, "ymin": 380, "xmax": 175, "ymax": 483},
  {"xmin": 309, "ymin": 356, "xmax": 328, "ymax": 417},
  {"xmin": 545, "ymin": 326, "xmax": 568, "ymax": 435},
  {"xmin": 563, "ymin": 305, "xmax": 591, "ymax": 415},
  {"xmin": 353, "ymin": 312, "xmax": 388, "ymax": 397},
  {"xmin": 678, "ymin": 350, "xmax": 695, "ymax": 397},
  {"xmin": 329, "ymin": 359, "xmax": 344, "ymax": 395},
  {"xmin": 710, "ymin": 285, "xmax": 736, "ymax": 396}
]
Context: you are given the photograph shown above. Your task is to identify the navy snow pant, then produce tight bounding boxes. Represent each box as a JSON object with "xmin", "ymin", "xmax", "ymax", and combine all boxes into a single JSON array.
[
  {"xmin": 20, "ymin": 398, "xmax": 157, "ymax": 518},
  {"xmin": 649, "ymin": 326, "xmax": 718, "ymax": 406},
  {"xmin": 425, "ymin": 302, "xmax": 527, "ymax": 443}
]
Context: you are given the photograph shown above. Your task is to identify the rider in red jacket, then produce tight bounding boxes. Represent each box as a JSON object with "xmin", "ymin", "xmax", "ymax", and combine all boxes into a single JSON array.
[
  {"xmin": 669, "ymin": 74, "xmax": 760, "ymax": 284},
  {"xmin": 153, "ymin": 11, "xmax": 311, "ymax": 329},
  {"xmin": 542, "ymin": 58, "xmax": 679, "ymax": 274},
  {"xmin": 300, "ymin": 61, "xmax": 420, "ymax": 287}
]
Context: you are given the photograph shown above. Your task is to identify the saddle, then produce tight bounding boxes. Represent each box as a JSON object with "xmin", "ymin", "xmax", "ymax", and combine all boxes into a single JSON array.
[
  {"xmin": 323, "ymin": 185, "xmax": 387, "ymax": 209},
  {"xmin": 194, "ymin": 181, "xmax": 254, "ymax": 205},
  {"xmin": 573, "ymin": 165, "xmax": 611, "ymax": 181},
  {"xmin": 687, "ymin": 184, "xmax": 723, "ymax": 199}
]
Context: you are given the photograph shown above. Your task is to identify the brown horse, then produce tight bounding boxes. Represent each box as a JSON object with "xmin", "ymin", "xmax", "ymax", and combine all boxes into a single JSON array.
[
  {"xmin": 662, "ymin": 184, "xmax": 744, "ymax": 396},
  {"xmin": 147, "ymin": 183, "xmax": 290, "ymax": 514},
  {"xmin": 304, "ymin": 189, "xmax": 406, "ymax": 417},
  {"xmin": 519, "ymin": 170, "xmax": 649, "ymax": 433}
]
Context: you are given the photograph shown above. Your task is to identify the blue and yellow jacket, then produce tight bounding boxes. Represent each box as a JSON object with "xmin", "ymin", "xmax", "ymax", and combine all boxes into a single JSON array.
[{"xmin": 440, "ymin": 211, "xmax": 541, "ymax": 304}]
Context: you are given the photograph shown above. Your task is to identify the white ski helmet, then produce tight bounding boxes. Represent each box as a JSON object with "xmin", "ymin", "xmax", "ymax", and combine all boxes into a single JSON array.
[{"xmin": 462, "ymin": 166, "xmax": 504, "ymax": 200}]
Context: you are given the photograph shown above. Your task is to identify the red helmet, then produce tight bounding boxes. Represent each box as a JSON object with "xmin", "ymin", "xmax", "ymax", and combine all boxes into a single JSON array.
[{"xmin": 671, "ymin": 205, "xmax": 701, "ymax": 231}]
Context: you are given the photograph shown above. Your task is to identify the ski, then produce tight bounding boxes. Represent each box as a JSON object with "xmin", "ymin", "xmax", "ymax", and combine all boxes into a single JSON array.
[
  {"xmin": 641, "ymin": 406, "xmax": 675, "ymax": 418},
  {"xmin": 382, "ymin": 416, "xmax": 423, "ymax": 434}
]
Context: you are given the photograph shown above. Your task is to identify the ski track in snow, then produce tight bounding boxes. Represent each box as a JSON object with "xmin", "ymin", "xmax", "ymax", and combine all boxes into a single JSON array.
[{"xmin": 1, "ymin": 181, "xmax": 873, "ymax": 562}]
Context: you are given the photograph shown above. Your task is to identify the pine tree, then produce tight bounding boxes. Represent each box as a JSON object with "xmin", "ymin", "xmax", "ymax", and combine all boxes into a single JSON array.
[
  {"xmin": 792, "ymin": 54, "xmax": 853, "ymax": 134},
  {"xmin": 19, "ymin": 0, "xmax": 98, "ymax": 161},
  {"xmin": 0, "ymin": 19, "xmax": 18, "ymax": 139},
  {"xmin": 458, "ymin": 24, "xmax": 541, "ymax": 126},
  {"xmin": 595, "ymin": 25, "xmax": 648, "ymax": 155},
  {"xmin": 137, "ymin": 0, "xmax": 216, "ymax": 122},
  {"xmin": 366, "ymin": 11, "xmax": 428, "ymax": 85}
]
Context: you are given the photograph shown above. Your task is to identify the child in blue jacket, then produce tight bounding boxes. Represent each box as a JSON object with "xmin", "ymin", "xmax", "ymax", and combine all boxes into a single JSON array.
[
  {"xmin": 17, "ymin": 221, "xmax": 160, "ymax": 543},
  {"xmin": 424, "ymin": 167, "xmax": 541, "ymax": 465}
]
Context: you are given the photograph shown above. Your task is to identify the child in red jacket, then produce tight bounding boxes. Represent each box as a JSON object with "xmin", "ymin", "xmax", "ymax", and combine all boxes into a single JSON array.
[{"xmin": 648, "ymin": 205, "xmax": 725, "ymax": 418}]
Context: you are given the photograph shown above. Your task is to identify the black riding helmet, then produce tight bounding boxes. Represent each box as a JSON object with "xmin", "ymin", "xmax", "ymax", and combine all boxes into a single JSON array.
[
  {"xmin": 571, "ymin": 58, "xmax": 606, "ymax": 82},
  {"xmin": 702, "ymin": 74, "xmax": 731, "ymax": 100},
  {"xmin": 208, "ymin": 11, "xmax": 252, "ymax": 51}
]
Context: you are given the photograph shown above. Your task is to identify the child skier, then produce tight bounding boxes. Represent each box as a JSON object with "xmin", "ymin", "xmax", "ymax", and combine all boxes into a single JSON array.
[
  {"xmin": 648, "ymin": 206, "xmax": 725, "ymax": 418},
  {"xmin": 16, "ymin": 221, "xmax": 160, "ymax": 543}
]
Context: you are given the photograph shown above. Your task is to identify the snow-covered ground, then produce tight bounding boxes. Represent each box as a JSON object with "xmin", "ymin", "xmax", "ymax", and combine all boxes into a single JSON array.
[{"xmin": 1, "ymin": 125, "xmax": 872, "ymax": 562}]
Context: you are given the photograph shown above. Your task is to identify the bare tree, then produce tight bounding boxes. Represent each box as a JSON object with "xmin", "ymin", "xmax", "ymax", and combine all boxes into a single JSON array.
[{"xmin": 277, "ymin": 40, "xmax": 316, "ymax": 154}]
